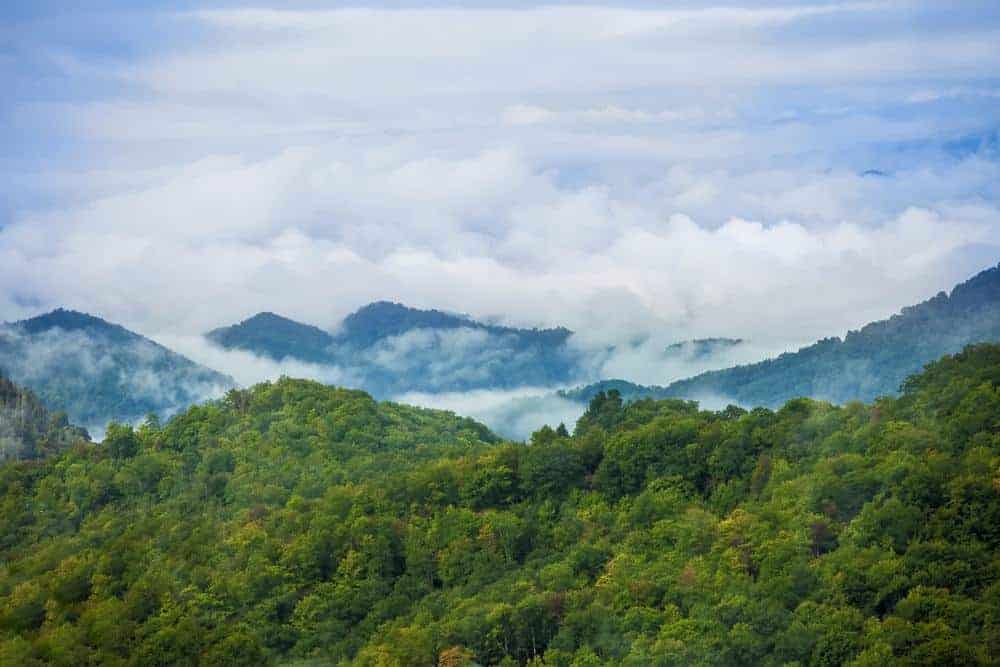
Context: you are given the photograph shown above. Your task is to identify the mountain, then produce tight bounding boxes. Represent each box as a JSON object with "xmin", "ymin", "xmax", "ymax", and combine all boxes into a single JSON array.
[
  {"xmin": 663, "ymin": 337, "xmax": 744, "ymax": 360},
  {"xmin": 0, "ymin": 309, "xmax": 234, "ymax": 430},
  {"xmin": 0, "ymin": 345, "xmax": 997, "ymax": 664},
  {"xmin": 564, "ymin": 263, "xmax": 1000, "ymax": 409},
  {"xmin": 659, "ymin": 262, "xmax": 1000, "ymax": 406},
  {"xmin": 206, "ymin": 311, "xmax": 335, "ymax": 364},
  {"xmin": 338, "ymin": 300, "xmax": 573, "ymax": 350},
  {"xmin": 0, "ymin": 372, "xmax": 89, "ymax": 461},
  {"xmin": 206, "ymin": 301, "xmax": 582, "ymax": 395}
]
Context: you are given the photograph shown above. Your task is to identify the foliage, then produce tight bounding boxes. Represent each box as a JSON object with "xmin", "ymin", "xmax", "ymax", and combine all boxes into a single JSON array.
[
  {"xmin": 0, "ymin": 372, "xmax": 89, "ymax": 461},
  {"xmin": 1, "ymin": 346, "xmax": 1000, "ymax": 665}
]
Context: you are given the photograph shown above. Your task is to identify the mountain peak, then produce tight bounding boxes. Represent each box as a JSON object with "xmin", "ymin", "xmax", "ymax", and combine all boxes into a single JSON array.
[
  {"xmin": 242, "ymin": 311, "xmax": 314, "ymax": 327},
  {"xmin": 10, "ymin": 308, "xmax": 138, "ymax": 343},
  {"xmin": 206, "ymin": 301, "xmax": 579, "ymax": 395},
  {"xmin": 206, "ymin": 311, "xmax": 334, "ymax": 363},
  {"xmin": 657, "ymin": 261, "xmax": 1000, "ymax": 407},
  {"xmin": 338, "ymin": 301, "xmax": 572, "ymax": 343},
  {"xmin": 1, "ymin": 310, "xmax": 233, "ymax": 428},
  {"xmin": 338, "ymin": 301, "xmax": 476, "ymax": 346},
  {"xmin": 947, "ymin": 262, "xmax": 1000, "ymax": 310}
]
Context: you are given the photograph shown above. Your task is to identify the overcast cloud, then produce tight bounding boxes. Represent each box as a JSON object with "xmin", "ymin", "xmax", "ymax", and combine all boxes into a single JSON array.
[{"xmin": 2, "ymin": 1, "xmax": 999, "ymax": 384}]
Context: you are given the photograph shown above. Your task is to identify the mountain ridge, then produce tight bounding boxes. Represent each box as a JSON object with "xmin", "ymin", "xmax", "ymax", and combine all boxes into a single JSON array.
[
  {"xmin": 0, "ymin": 309, "xmax": 235, "ymax": 430},
  {"xmin": 206, "ymin": 311, "xmax": 335, "ymax": 364},
  {"xmin": 206, "ymin": 301, "xmax": 581, "ymax": 396},
  {"xmin": 563, "ymin": 262, "xmax": 1000, "ymax": 408}
]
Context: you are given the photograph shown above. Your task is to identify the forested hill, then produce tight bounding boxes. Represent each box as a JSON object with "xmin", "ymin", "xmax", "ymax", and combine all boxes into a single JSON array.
[
  {"xmin": 0, "ymin": 309, "xmax": 234, "ymax": 430},
  {"xmin": 1, "ymin": 344, "xmax": 998, "ymax": 664},
  {"xmin": 565, "ymin": 263, "xmax": 1000, "ymax": 409},
  {"xmin": 0, "ymin": 373, "xmax": 89, "ymax": 461},
  {"xmin": 660, "ymin": 262, "xmax": 1000, "ymax": 406},
  {"xmin": 206, "ymin": 312, "xmax": 335, "ymax": 364},
  {"xmin": 207, "ymin": 301, "xmax": 581, "ymax": 395},
  {"xmin": 339, "ymin": 301, "xmax": 574, "ymax": 350}
]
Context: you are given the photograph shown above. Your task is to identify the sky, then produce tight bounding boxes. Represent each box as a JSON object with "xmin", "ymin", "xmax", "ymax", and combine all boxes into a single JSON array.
[{"xmin": 2, "ymin": 1, "xmax": 999, "ymax": 370}]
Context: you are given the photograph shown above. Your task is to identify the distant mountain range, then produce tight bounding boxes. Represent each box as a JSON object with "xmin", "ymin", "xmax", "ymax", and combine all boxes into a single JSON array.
[
  {"xmin": 3, "ymin": 263, "xmax": 997, "ymax": 437},
  {"xmin": 0, "ymin": 309, "xmax": 233, "ymax": 431},
  {"xmin": 206, "ymin": 301, "xmax": 582, "ymax": 396},
  {"xmin": 565, "ymin": 262, "xmax": 1000, "ymax": 408},
  {"xmin": 0, "ymin": 372, "xmax": 89, "ymax": 461}
]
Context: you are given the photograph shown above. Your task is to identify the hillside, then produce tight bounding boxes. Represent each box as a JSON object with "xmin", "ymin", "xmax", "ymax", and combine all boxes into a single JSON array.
[
  {"xmin": 660, "ymin": 262, "xmax": 1000, "ymax": 407},
  {"xmin": 0, "ymin": 309, "xmax": 234, "ymax": 430},
  {"xmin": 663, "ymin": 337, "xmax": 744, "ymax": 360},
  {"xmin": 0, "ymin": 373, "xmax": 89, "ymax": 461},
  {"xmin": 1, "ymin": 345, "xmax": 998, "ymax": 664},
  {"xmin": 563, "ymin": 263, "xmax": 1000, "ymax": 410},
  {"xmin": 207, "ymin": 302, "xmax": 581, "ymax": 396},
  {"xmin": 338, "ymin": 301, "xmax": 573, "ymax": 350},
  {"xmin": 206, "ymin": 312, "xmax": 335, "ymax": 364}
]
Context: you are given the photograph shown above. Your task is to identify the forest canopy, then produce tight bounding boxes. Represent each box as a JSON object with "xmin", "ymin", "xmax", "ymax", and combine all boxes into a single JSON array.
[{"xmin": 0, "ymin": 345, "xmax": 998, "ymax": 665}]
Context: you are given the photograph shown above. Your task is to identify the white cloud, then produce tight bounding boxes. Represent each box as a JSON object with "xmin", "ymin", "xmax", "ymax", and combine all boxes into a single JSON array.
[
  {"xmin": 501, "ymin": 104, "xmax": 728, "ymax": 127},
  {"xmin": 157, "ymin": 334, "xmax": 358, "ymax": 388},
  {"xmin": 140, "ymin": 5, "xmax": 995, "ymax": 101},
  {"xmin": 394, "ymin": 387, "xmax": 586, "ymax": 441},
  {"xmin": 2, "ymin": 145, "xmax": 997, "ymax": 347},
  {"xmin": 906, "ymin": 87, "xmax": 1000, "ymax": 104}
]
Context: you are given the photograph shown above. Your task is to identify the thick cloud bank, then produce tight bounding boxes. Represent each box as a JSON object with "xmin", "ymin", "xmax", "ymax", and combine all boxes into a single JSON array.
[{"xmin": 1, "ymin": 2, "xmax": 998, "ymax": 421}]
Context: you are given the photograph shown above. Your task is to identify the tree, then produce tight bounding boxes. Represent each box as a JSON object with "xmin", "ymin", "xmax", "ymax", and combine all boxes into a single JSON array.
[{"xmin": 104, "ymin": 422, "xmax": 139, "ymax": 459}]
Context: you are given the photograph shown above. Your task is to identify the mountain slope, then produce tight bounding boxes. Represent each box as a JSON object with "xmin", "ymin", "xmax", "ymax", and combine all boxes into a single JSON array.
[
  {"xmin": 338, "ymin": 301, "xmax": 573, "ymax": 349},
  {"xmin": 659, "ymin": 262, "xmax": 1000, "ymax": 406},
  {"xmin": 663, "ymin": 337, "xmax": 744, "ymax": 360},
  {"xmin": 0, "ymin": 309, "xmax": 234, "ymax": 430},
  {"xmin": 0, "ymin": 372, "xmax": 89, "ymax": 461},
  {"xmin": 563, "ymin": 263, "xmax": 1000, "ymax": 409},
  {"xmin": 0, "ymin": 345, "xmax": 997, "ymax": 664},
  {"xmin": 206, "ymin": 302, "xmax": 581, "ymax": 395},
  {"xmin": 206, "ymin": 311, "xmax": 335, "ymax": 364}
]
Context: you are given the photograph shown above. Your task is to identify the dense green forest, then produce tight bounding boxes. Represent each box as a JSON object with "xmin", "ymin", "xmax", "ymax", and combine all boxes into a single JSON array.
[
  {"xmin": 0, "ymin": 309, "xmax": 234, "ymax": 430},
  {"xmin": 0, "ymin": 373, "xmax": 89, "ymax": 462},
  {"xmin": 1, "ymin": 344, "xmax": 999, "ymax": 665}
]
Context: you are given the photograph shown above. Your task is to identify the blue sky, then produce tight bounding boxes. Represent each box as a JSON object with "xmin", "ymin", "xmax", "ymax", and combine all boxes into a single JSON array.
[{"xmin": 1, "ymin": 1, "xmax": 999, "ymax": 383}]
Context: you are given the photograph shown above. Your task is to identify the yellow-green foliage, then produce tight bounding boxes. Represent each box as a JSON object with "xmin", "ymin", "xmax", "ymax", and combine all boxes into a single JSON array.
[{"xmin": 1, "ymin": 346, "xmax": 999, "ymax": 666}]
